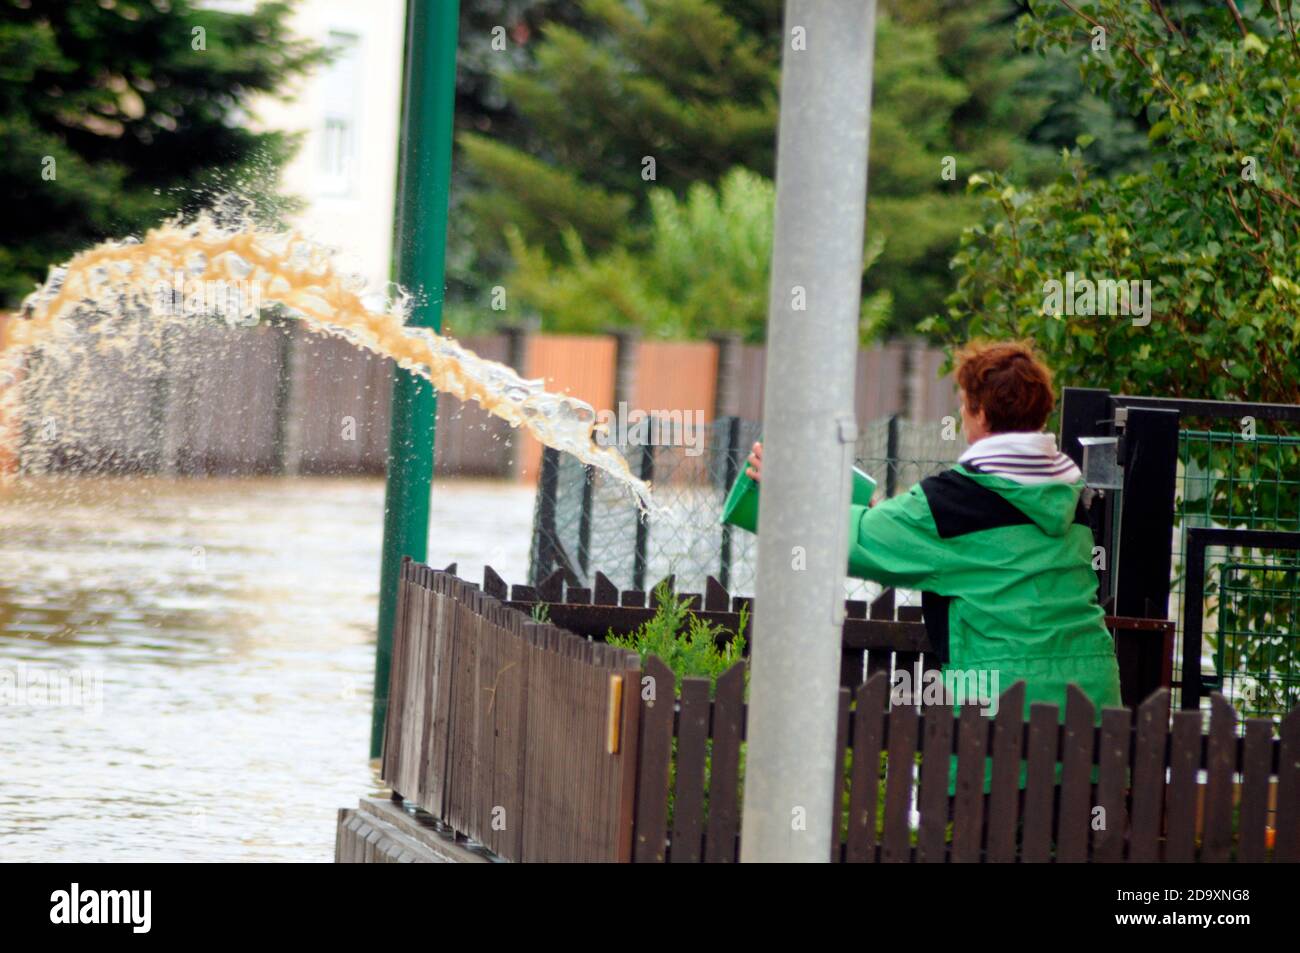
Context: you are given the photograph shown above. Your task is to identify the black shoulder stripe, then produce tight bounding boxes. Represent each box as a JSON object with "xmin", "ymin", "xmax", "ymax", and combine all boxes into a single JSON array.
[
  {"xmin": 920, "ymin": 590, "xmax": 950, "ymax": 664},
  {"xmin": 919, "ymin": 468, "xmax": 1034, "ymax": 539}
]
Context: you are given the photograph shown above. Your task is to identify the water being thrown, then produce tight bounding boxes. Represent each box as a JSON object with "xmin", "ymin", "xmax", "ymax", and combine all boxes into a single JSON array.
[{"xmin": 1, "ymin": 201, "xmax": 655, "ymax": 511}]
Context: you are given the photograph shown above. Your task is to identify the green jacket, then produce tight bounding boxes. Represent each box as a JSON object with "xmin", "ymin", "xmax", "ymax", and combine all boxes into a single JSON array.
[{"xmin": 848, "ymin": 462, "xmax": 1122, "ymax": 720}]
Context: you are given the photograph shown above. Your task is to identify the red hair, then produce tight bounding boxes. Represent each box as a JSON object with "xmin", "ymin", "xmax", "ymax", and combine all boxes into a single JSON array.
[{"xmin": 954, "ymin": 339, "xmax": 1054, "ymax": 433}]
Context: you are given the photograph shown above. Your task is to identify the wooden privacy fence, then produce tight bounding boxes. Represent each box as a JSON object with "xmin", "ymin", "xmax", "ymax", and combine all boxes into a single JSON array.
[
  {"xmin": 380, "ymin": 558, "xmax": 641, "ymax": 862},
  {"xmin": 379, "ymin": 562, "xmax": 1298, "ymax": 863}
]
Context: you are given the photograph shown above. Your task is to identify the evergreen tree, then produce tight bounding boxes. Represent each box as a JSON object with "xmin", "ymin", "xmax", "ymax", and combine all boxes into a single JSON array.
[
  {"xmin": 453, "ymin": 0, "xmax": 781, "ymax": 307},
  {"xmin": 502, "ymin": 167, "xmax": 889, "ymax": 341},
  {"xmin": 0, "ymin": 0, "xmax": 323, "ymax": 307},
  {"xmin": 451, "ymin": 0, "xmax": 1153, "ymax": 338},
  {"xmin": 450, "ymin": 0, "xmax": 1063, "ymax": 336}
]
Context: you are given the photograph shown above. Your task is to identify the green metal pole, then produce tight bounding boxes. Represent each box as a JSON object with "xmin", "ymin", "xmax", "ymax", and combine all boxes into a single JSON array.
[{"xmin": 370, "ymin": 0, "xmax": 460, "ymax": 758}]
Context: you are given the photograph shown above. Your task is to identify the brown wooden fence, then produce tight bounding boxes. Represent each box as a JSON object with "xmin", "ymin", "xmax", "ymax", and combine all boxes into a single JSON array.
[
  {"xmin": 376, "ymin": 562, "xmax": 1297, "ymax": 863},
  {"xmin": 633, "ymin": 659, "xmax": 1299, "ymax": 863},
  {"xmin": 380, "ymin": 558, "xmax": 641, "ymax": 862}
]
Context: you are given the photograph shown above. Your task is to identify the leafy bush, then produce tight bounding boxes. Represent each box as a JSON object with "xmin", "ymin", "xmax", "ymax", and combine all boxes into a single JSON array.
[
  {"xmin": 926, "ymin": 0, "xmax": 1300, "ymax": 405},
  {"xmin": 606, "ymin": 580, "xmax": 748, "ymax": 693},
  {"xmin": 503, "ymin": 167, "xmax": 891, "ymax": 343}
]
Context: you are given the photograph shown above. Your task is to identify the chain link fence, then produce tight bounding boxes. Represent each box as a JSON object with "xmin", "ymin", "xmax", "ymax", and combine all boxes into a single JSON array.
[{"xmin": 528, "ymin": 415, "xmax": 963, "ymax": 604}]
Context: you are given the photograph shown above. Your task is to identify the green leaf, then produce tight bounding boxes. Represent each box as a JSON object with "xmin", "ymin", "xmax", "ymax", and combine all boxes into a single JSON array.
[{"xmin": 1242, "ymin": 33, "xmax": 1268, "ymax": 56}]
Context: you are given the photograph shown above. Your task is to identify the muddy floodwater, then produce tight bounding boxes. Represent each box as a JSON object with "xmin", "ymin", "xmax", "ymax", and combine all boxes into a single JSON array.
[{"xmin": 0, "ymin": 476, "xmax": 534, "ymax": 861}]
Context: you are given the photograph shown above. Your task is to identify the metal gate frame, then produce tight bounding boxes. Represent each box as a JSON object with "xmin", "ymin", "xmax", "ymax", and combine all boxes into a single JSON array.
[
  {"xmin": 1062, "ymin": 387, "xmax": 1300, "ymax": 712},
  {"xmin": 1183, "ymin": 527, "xmax": 1300, "ymax": 712}
]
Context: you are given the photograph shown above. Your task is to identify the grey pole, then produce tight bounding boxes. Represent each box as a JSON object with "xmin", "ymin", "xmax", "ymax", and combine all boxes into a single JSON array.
[{"xmin": 740, "ymin": 0, "xmax": 877, "ymax": 863}]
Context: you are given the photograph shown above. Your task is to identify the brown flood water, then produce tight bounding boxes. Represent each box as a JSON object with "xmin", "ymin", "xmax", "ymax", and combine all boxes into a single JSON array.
[{"xmin": 0, "ymin": 475, "xmax": 533, "ymax": 861}]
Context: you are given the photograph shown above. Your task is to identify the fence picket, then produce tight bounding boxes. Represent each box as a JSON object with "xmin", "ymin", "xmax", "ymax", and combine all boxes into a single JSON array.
[
  {"xmin": 952, "ymin": 706, "xmax": 989, "ymax": 862},
  {"xmin": 614, "ymin": 651, "xmax": 644, "ymax": 862},
  {"xmin": 1166, "ymin": 710, "xmax": 1202, "ymax": 862},
  {"xmin": 705, "ymin": 662, "xmax": 746, "ymax": 863},
  {"xmin": 381, "ymin": 562, "xmax": 412, "ymax": 787},
  {"xmin": 1093, "ymin": 706, "xmax": 1131, "ymax": 862},
  {"xmin": 473, "ymin": 604, "xmax": 497, "ymax": 845},
  {"xmin": 985, "ymin": 681, "xmax": 1026, "ymax": 863},
  {"xmin": 881, "ymin": 703, "xmax": 919, "ymax": 863},
  {"xmin": 1200, "ymin": 694, "xmax": 1236, "ymax": 863},
  {"xmin": 633, "ymin": 656, "xmax": 676, "ymax": 863},
  {"xmin": 916, "ymin": 702, "xmax": 954, "ymax": 863},
  {"xmin": 409, "ymin": 567, "xmax": 431, "ymax": 805},
  {"xmin": 1277, "ymin": 707, "xmax": 1300, "ymax": 863},
  {"xmin": 846, "ymin": 673, "xmax": 889, "ymax": 862},
  {"xmin": 1056, "ymin": 686, "xmax": 1096, "ymax": 863},
  {"xmin": 867, "ymin": 591, "xmax": 895, "ymax": 683},
  {"xmin": 829, "ymin": 688, "xmax": 852, "ymax": 861},
  {"xmin": 671, "ymin": 678, "xmax": 711, "ymax": 863},
  {"xmin": 1238, "ymin": 718, "xmax": 1272, "ymax": 863},
  {"xmin": 1021, "ymin": 702, "xmax": 1060, "ymax": 863},
  {"xmin": 1129, "ymin": 689, "xmax": 1170, "ymax": 863}
]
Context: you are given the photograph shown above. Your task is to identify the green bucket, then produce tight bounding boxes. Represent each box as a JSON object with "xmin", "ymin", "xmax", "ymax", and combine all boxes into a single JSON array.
[{"xmin": 720, "ymin": 464, "xmax": 877, "ymax": 534}]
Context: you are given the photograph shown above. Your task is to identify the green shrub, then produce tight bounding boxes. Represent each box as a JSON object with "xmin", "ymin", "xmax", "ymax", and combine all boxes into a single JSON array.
[{"xmin": 606, "ymin": 581, "xmax": 748, "ymax": 694}]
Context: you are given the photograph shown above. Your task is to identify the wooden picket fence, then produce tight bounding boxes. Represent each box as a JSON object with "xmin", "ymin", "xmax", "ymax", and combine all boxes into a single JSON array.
[
  {"xmin": 376, "ymin": 562, "xmax": 1299, "ymax": 863},
  {"xmin": 633, "ymin": 658, "xmax": 1299, "ymax": 863},
  {"xmin": 380, "ymin": 558, "xmax": 641, "ymax": 862}
]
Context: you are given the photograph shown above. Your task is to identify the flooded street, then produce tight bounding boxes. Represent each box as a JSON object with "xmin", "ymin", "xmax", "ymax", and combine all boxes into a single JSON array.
[{"xmin": 0, "ymin": 476, "xmax": 534, "ymax": 861}]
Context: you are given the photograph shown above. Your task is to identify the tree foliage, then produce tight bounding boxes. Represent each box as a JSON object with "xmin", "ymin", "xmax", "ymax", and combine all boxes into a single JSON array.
[
  {"xmin": 0, "ymin": 0, "xmax": 323, "ymax": 307},
  {"xmin": 928, "ymin": 0, "xmax": 1300, "ymax": 404},
  {"xmin": 453, "ymin": 0, "xmax": 1140, "ymax": 337},
  {"xmin": 501, "ymin": 167, "xmax": 888, "ymax": 341}
]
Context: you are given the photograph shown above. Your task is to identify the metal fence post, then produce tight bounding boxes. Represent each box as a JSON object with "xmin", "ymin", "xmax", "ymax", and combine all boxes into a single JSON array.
[
  {"xmin": 633, "ymin": 437, "xmax": 656, "ymax": 592},
  {"xmin": 1115, "ymin": 405, "xmax": 1181, "ymax": 708},
  {"xmin": 533, "ymin": 445, "xmax": 561, "ymax": 585},
  {"xmin": 885, "ymin": 412, "xmax": 899, "ymax": 497},
  {"xmin": 370, "ymin": 0, "xmax": 460, "ymax": 758},
  {"xmin": 719, "ymin": 415, "xmax": 742, "ymax": 590},
  {"xmin": 1182, "ymin": 528, "xmax": 1210, "ymax": 713},
  {"xmin": 501, "ymin": 325, "xmax": 528, "ymax": 478},
  {"xmin": 578, "ymin": 463, "xmax": 594, "ymax": 578}
]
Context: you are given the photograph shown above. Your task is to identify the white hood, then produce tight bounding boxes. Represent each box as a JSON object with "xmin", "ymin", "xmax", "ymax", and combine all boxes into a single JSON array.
[{"xmin": 958, "ymin": 431, "xmax": 1082, "ymax": 486}]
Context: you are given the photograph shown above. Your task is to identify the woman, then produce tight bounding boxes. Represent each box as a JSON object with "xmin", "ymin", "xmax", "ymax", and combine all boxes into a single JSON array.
[{"xmin": 746, "ymin": 339, "xmax": 1122, "ymax": 719}]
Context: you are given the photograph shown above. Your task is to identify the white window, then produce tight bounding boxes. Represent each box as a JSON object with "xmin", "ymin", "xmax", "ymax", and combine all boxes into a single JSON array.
[{"xmin": 320, "ymin": 30, "xmax": 361, "ymax": 197}]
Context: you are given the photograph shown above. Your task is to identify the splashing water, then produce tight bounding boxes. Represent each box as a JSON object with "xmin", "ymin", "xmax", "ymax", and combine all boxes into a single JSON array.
[{"xmin": 1, "ymin": 203, "xmax": 655, "ymax": 511}]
